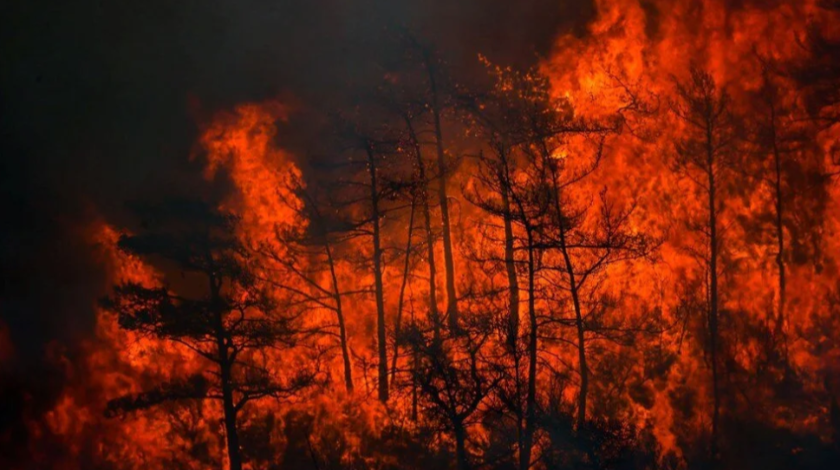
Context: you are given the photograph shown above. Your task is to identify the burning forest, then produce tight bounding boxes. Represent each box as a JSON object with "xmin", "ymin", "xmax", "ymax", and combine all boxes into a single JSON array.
[{"xmin": 3, "ymin": 0, "xmax": 840, "ymax": 469}]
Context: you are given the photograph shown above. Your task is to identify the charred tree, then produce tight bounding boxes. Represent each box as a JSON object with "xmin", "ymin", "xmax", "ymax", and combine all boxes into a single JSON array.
[
  {"xmin": 461, "ymin": 79, "xmax": 523, "ymax": 352},
  {"xmin": 405, "ymin": 315, "xmax": 502, "ymax": 470},
  {"xmin": 401, "ymin": 35, "xmax": 461, "ymax": 332},
  {"xmin": 671, "ymin": 67, "xmax": 738, "ymax": 460},
  {"xmin": 404, "ymin": 111, "xmax": 444, "ymax": 341},
  {"xmin": 266, "ymin": 178, "xmax": 363, "ymax": 393},
  {"xmin": 537, "ymin": 141, "xmax": 653, "ymax": 434},
  {"xmin": 326, "ymin": 110, "xmax": 409, "ymax": 403},
  {"xmin": 750, "ymin": 56, "xmax": 815, "ymax": 352},
  {"xmin": 473, "ymin": 63, "xmax": 654, "ymax": 444},
  {"xmin": 463, "ymin": 63, "xmax": 557, "ymax": 470},
  {"xmin": 391, "ymin": 187, "xmax": 417, "ymax": 390},
  {"xmin": 463, "ymin": 91, "xmax": 532, "ymax": 469},
  {"xmin": 101, "ymin": 200, "xmax": 315, "ymax": 470},
  {"xmin": 365, "ymin": 140, "xmax": 390, "ymax": 403}
]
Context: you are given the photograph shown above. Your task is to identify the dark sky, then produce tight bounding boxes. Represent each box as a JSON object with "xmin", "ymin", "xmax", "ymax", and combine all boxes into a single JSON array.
[{"xmin": 0, "ymin": 0, "xmax": 594, "ymax": 365}]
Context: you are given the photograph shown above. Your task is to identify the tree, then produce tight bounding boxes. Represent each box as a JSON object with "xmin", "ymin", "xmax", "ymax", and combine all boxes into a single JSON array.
[
  {"xmin": 460, "ymin": 60, "xmax": 524, "ymax": 353},
  {"xmin": 327, "ymin": 113, "xmax": 408, "ymax": 403},
  {"xmin": 400, "ymin": 34, "xmax": 461, "ymax": 332},
  {"xmin": 670, "ymin": 67, "xmax": 738, "ymax": 460},
  {"xmin": 461, "ymin": 63, "xmax": 541, "ymax": 470},
  {"xmin": 749, "ymin": 55, "xmax": 813, "ymax": 351},
  {"xmin": 101, "ymin": 199, "xmax": 316, "ymax": 470},
  {"xmin": 467, "ymin": 62, "xmax": 656, "ymax": 470},
  {"xmin": 265, "ymin": 176, "xmax": 363, "ymax": 393},
  {"xmin": 536, "ymin": 137, "xmax": 655, "ymax": 434},
  {"xmin": 405, "ymin": 314, "xmax": 502, "ymax": 470},
  {"xmin": 402, "ymin": 106, "xmax": 445, "ymax": 341},
  {"xmin": 389, "ymin": 185, "xmax": 418, "ymax": 394}
]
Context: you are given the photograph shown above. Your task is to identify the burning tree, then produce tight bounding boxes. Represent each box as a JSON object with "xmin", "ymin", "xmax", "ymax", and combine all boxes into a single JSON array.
[
  {"xmin": 322, "ymin": 111, "xmax": 409, "ymax": 404},
  {"xmin": 101, "ymin": 199, "xmax": 317, "ymax": 470},
  {"xmin": 404, "ymin": 309, "xmax": 503, "ymax": 470},
  {"xmin": 745, "ymin": 53, "xmax": 821, "ymax": 356},
  {"xmin": 513, "ymin": 79, "xmax": 654, "ymax": 437},
  {"xmin": 670, "ymin": 67, "xmax": 738, "ymax": 461},
  {"xmin": 265, "ymin": 176, "xmax": 362, "ymax": 394},
  {"xmin": 398, "ymin": 33, "xmax": 462, "ymax": 333},
  {"xmin": 464, "ymin": 61, "xmax": 658, "ymax": 469},
  {"xmin": 461, "ymin": 62, "xmax": 552, "ymax": 470}
]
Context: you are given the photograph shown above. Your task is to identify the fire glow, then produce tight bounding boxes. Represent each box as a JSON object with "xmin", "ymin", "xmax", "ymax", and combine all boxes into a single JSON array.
[{"xmin": 5, "ymin": 0, "xmax": 840, "ymax": 469}]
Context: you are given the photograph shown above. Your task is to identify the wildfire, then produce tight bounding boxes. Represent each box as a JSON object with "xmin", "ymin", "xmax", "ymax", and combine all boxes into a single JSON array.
[{"xmin": 12, "ymin": 1, "xmax": 840, "ymax": 469}]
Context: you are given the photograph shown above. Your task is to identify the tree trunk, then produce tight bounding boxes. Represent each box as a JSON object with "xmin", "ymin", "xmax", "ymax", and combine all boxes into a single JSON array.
[
  {"xmin": 366, "ymin": 143, "xmax": 389, "ymax": 403},
  {"xmin": 500, "ymin": 158, "xmax": 520, "ymax": 351},
  {"xmin": 498, "ymin": 150, "xmax": 525, "ymax": 462},
  {"xmin": 514, "ymin": 340, "xmax": 525, "ymax": 469},
  {"xmin": 220, "ymin": 359, "xmax": 243, "ymax": 470},
  {"xmin": 556, "ymin": 223, "xmax": 586, "ymax": 431},
  {"xmin": 424, "ymin": 56, "xmax": 459, "ymax": 332},
  {"xmin": 406, "ymin": 116, "xmax": 441, "ymax": 340},
  {"xmin": 563, "ymin": 243, "xmax": 587, "ymax": 431},
  {"xmin": 770, "ymin": 103, "xmax": 786, "ymax": 348},
  {"xmin": 454, "ymin": 419, "xmax": 471, "ymax": 470},
  {"xmin": 570, "ymin": 273, "xmax": 587, "ymax": 431},
  {"xmin": 325, "ymin": 241, "xmax": 353, "ymax": 393},
  {"xmin": 707, "ymin": 131, "xmax": 720, "ymax": 461},
  {"xmin": 423, "ymin": 183, "xmax": 442, "ymax": 342},
  {"xmin": 520, "ymin": 226, "xmax": 537, "ymax": 470},
  {"xmin": 412, "ymin": 341, "xmax": 419, "ymax": 422},
  {"xmin": 391, "ymin": 194, "xmax": 416, "ymax": 389},
  {"xmin": 210, "ymin": 277, "xmax": 242, "ymax": 470},
  {"xmin": 548, "ymin": 162, "xmax": 588, "ymax": 431}
]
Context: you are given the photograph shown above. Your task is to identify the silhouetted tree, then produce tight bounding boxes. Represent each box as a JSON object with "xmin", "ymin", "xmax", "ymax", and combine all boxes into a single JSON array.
[
  {"xmin": 264, "ymin": 176, "xmax": 365, "ymax": 393},
  {"xmin": 747, "ymin": 54, "xmax": 818, "ymax": 353},
  {"xmin": 670, "ymin": 67, "xmax": 738, "ymax": 461},
  {"xmin": 461, "ymin": 62, "xmax": 540, "ymax": 470},
  {"xmin": 400, "ymin": 33, "xmax": 461, "ymax": 332},
  {"xmin": 101, "ymin": 199, "xmax": 316, "ymax": 470},
  {"xmin": 405, "ymin": 314, "xmax": 502, "ymax": 470},
  {"xmin": 327, "ymin": 113, "xmax": 408, "ymax": 403}
]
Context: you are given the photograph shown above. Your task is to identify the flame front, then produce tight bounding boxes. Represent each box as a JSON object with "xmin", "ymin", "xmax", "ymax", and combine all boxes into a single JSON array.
[{"xmin": 16, "ymin": 1, "xmax": 840, "ymax": 469}]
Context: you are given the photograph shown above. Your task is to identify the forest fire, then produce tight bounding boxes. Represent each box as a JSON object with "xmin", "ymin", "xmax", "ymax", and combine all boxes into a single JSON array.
[{"xmin": 3, "ymin": 0, "xmax": 840, "ymax": 469}]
